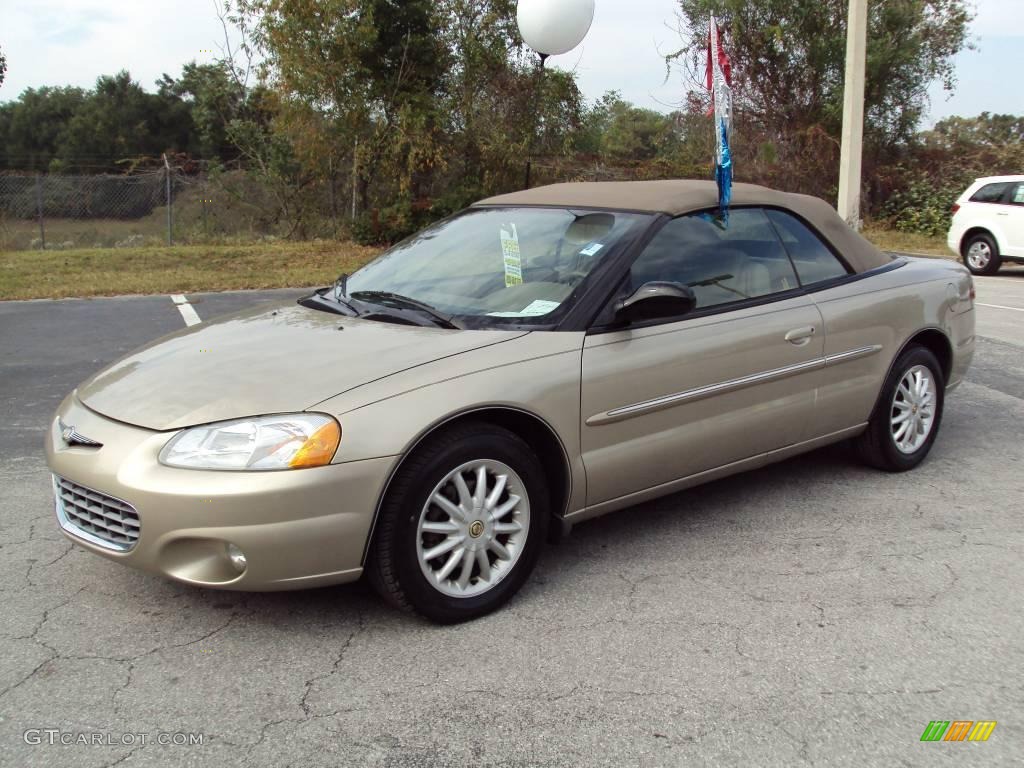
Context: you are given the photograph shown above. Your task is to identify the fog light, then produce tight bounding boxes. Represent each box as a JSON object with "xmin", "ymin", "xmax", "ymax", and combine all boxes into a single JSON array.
[{"xmin": 226, "ymin": 543, "xmax": 247, "ymax": 574}]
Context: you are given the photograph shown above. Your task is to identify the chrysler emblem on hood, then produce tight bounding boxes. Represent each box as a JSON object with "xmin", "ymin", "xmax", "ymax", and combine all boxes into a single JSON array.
[{"xmin": 59, "ymin": 419, "xmax": 102, "ymax": 448}]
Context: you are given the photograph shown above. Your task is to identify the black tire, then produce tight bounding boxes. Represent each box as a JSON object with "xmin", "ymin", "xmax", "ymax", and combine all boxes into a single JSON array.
[
  {"xmin": 854, "ymin": 345, "xmax": 945, "ymax": 472},
  {"xmin": 366, "ymin": 421, "xmax": 549, "ymax": 623},
  {"xmin": 961, "ymin": 232, "xmax": 1001, "ymax": 276}
]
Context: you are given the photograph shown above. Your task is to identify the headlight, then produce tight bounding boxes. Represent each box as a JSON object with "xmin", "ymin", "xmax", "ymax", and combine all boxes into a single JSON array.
[{"xmin": 159, "ymin": 414, "xmax": 341, "ymax": 471}]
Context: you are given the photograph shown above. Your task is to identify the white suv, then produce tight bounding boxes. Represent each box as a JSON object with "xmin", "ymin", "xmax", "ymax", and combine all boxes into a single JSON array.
[{"xmin": 947, "ymin": 175, "xmax": 1024, "ymax": 275}]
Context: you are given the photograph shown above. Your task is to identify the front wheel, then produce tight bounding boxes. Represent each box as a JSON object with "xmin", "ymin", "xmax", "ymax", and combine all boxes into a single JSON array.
[
  {"xmin": 366, "ymin": 422, "xmax": 548, "ymax": 623},
  {"xmin": 854, "ymin": 345, "xmax": 945, "ymax": 472}
]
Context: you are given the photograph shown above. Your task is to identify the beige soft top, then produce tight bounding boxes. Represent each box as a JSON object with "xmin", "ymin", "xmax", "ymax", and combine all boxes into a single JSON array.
[{"xmin": 475, "ymin": 180, "xmax": 892, "ymax": 274}]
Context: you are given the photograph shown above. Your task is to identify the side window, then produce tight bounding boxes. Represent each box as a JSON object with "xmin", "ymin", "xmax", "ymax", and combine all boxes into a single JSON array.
[
  {"xmin": 969, "ymin": 182, "xmax": 1012, "ymax": 203},
  {"xmin": 765, "ymin": 209, "xmax": 850, "ymax": 286},
  {"xmin": 1010, "ymin": 184, "xmax": 1024, "ymax": 206},
  {"xmin": 628, "ymin": 208, "xmax": 800, "ymax": 311}
]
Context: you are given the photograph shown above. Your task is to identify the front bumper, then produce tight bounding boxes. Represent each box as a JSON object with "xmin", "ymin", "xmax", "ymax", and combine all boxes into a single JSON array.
[{"xmin": 44, "ymin": 393, "xmax": 395, "ymax": 591}]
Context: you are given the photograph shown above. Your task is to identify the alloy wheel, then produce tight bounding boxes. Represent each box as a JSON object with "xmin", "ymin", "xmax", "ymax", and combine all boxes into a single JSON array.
[
  {"xmin": 890, "ymin": 364, "xmax": 937, "ymax": 454},
  {"xmin": 416, "ymin": 460, "xmax": 531, "ymax": 598},
  {"xmin": 966, "ymin": 241, "xmax": 991, "ymax": 271}
]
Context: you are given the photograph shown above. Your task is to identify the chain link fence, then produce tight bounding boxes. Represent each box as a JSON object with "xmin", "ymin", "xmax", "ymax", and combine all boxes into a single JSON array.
[
  {"xmin": 0, "ymin": 169, "xmax": 305, "ymax": 251},
  {"xmin": 0, "ymin": 159, "xmax": 650, "ymax": 252},
  {"xmin": 0, "ymin": 172, "xmax": 169, "ymax": 250}
]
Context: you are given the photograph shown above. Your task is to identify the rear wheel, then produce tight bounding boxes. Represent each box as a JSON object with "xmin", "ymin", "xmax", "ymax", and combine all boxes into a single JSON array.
[
  {"xmin": 367, "ymin": 422, "xmax": 548, "ymax": 623},
  {"xmin": 962, "ymin": 232, "xmax": 1001, "ymax": 276},
  {"xmin": 855, "ymin": 345, "xmax": 944, "ymax": 472}
]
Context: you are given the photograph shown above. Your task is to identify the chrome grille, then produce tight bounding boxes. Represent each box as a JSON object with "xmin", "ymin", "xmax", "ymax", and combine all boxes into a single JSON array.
[{"xmin": 53, "ymin": 476, "xmax": 140, "ymax": 551}]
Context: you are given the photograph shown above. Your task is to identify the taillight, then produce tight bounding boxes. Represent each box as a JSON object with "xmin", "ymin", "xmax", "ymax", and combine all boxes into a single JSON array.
[
  {"xmin": 969, "ymin": 285, "xmax": 976, "ymax": 301},
  {"xmin": 951, "ymin": 203, "xmax": 960, "ymax": 215}
]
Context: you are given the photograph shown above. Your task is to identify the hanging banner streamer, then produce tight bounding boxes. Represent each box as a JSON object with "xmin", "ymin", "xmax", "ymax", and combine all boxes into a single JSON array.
[{"xmin": 707, "ymin": 16, "xmax": 733, "ymax": 226}]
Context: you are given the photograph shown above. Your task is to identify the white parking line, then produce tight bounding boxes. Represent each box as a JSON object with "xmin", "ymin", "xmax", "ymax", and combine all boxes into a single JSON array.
[
  {"xmin": 976, "ymin": 302, "xmax": 1024, "ymax": 313},
  {"xmin": 171, "ymin": 294, "xmax": 202, "ymax": 327}
]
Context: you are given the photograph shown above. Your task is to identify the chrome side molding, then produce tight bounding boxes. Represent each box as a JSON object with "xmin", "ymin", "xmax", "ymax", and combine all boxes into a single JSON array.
[
  {"xmin": 823, "ymin": 345, "xmax": 883, "ymax": 366},
  {"xmin": 587, "ymin": 344, "xmax": 883, "ymax": 426}
]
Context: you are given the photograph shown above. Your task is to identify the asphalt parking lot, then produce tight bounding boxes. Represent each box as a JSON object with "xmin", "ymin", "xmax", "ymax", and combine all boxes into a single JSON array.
[{"xmin": 1, "ymin": 264, "xmax": 1022, "ymax": 767}]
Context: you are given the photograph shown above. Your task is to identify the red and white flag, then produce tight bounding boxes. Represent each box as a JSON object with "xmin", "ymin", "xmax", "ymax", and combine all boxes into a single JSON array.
[{"xmin": 705, "ymin": 17, "xmax": 732, "ymax": 100}]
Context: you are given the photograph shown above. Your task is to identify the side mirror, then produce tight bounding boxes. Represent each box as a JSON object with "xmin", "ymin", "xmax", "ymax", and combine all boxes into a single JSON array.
[{"xmin": 614, "ymin": 281, "xmax": 697, "ymax": 324}]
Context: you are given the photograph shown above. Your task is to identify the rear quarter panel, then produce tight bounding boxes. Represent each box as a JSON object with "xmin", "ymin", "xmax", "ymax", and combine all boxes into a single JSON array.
[
  {"xmin": 811, "ymin": 258, "xmax": 974, "ymax": 436},
  {"xmin": 952, "ymin": 203, "xmax": 1009, "ymax": 254}
]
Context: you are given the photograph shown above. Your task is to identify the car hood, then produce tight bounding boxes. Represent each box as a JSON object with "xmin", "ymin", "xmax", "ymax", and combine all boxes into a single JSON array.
[{"xmin": 76, "ymin": 302, "xmax": 527, "ymax": 431}]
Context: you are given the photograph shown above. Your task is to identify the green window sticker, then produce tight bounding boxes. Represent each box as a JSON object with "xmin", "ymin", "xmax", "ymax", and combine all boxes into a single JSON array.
[{"xmin": 500, "ymin": 225, "xmax": 523, "ymax": 287}]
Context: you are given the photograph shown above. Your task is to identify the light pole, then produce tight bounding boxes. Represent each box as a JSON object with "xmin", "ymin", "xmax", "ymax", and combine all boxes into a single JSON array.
[
  {"xmin": 517, "ymin": 0, "xmax": 596, "ymax": 188},
  {"xmin": 837, "ymin": 0, "xmax": 868, "ymax": 229}
]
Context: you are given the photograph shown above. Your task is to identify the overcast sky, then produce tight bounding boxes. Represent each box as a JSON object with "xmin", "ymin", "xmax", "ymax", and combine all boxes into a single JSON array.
[{"xmin": 1, "ymin": 0, "xmax": 1022, "ymax": 125}]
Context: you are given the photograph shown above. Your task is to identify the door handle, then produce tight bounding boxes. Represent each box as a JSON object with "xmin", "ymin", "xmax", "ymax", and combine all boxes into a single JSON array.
[{"xmin": 785, "ymin": 326, "xmax": 816, "ymax": 345}]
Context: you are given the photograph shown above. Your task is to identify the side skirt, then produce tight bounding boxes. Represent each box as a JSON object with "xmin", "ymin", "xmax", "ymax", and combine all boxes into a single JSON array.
[{"xmin": 566, "ymin": 424, "xmax": 867, "ymax": 524}]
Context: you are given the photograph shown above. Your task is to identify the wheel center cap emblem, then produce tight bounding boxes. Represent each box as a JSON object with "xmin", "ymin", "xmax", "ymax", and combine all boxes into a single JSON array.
[{"xmin": 469, "ymin": 520, "xmax": 485, "ymax": 538}]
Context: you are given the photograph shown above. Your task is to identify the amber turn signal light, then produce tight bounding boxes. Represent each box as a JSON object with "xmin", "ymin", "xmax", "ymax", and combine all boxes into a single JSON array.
[{"xmin": 289, "ymin": 420, "xmax": 342, "ymax": 468}]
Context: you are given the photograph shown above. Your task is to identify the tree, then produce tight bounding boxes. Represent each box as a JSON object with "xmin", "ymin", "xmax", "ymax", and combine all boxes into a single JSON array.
[
  {"xmin": 0, "ymin": 45, "xmax": 7, "ymax": 88},
  {"xmin": 229, "ymin": 0, "xmax": 584, "ymax": 241},
  {"xmin": 0, "ymin": 86, "xmax": 87, "ymax": 171},
  {"xmin": 924, "ymin": 112, "xmax": 1024, "ymax": 151},
  {"xmin": 158, "ymin": 63, "xmax": 247, "ymax": 160},
  {"xmin": 436, "ymin": 0, "xmax": 584, "ymax": 196},
  {"xmin": 582, "ymin": 91, "xmax": 679, "ymax": 162},
  {"xmin": 56, "ymin": 71, "xmax": 193, "ymax": 171},
  {"xmin": 879, "ymin": 112, "xmax": 1024, "ymax": 235},
  {"xmin": 236, "ymin": 0, "xmax": 447, "ymax": 206},
  {"xmin": 668, "ymin": 0, "xmax": 973, "ymax": 197}
]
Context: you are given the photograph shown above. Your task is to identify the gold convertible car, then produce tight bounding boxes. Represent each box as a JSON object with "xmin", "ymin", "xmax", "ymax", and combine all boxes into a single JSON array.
[{"xmin": 46, "ymin": 181, "xmax": 976, "ymax": 622}]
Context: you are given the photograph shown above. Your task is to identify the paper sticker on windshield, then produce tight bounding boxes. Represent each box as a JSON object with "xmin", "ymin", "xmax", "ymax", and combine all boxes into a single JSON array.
[
  {"xmin": 520, "ymin": 299, "xmax": 560, "ymax": 315},
  {"xmin": 580, "ymin": 243, "xmax": 604, "ymax": 257},
  {"xmin": 487, "ymin": 300, "xmax": 561, "ymax": 318},
  {"xmin": 500, "ymin": 225, "xmax": 523, "ymax": 287}
]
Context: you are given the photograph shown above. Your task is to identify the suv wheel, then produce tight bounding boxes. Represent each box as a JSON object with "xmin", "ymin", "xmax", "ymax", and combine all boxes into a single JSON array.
[{"xmin": 962, "ymin": 232, "xmax": 1001, "ymax": 276}]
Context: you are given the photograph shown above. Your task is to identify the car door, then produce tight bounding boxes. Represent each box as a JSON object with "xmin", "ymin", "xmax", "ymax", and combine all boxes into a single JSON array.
[
  {"xmin": 580, "ymin": 208, "xmax": 825, "ymax": 508},
  {"xmin": 763, "ymin": 208, "xmax": 888, "ymax": 437},
  {"xmin": 1002, "ymin": 183, "xmax": 1024, "ymax": 256}
]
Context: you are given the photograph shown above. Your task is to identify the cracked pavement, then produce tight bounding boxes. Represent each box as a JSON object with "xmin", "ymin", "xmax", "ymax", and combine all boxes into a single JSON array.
[{"xmin": 1, "ymin": 276, "xmax": 1022, "ymax": 767}]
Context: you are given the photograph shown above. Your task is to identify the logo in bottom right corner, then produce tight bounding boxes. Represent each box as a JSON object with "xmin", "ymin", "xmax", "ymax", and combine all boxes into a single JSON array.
[{"xmin": 921, "ymin": 721, "xmax": 997, "ymax": 742}]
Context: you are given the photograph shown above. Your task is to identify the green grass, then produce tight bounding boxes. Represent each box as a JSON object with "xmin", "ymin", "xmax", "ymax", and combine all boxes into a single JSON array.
[
  {"xmin": 1, "ymin": 225, "xmax": 959, "ymax": 302},
  {"xmin": 861, "ymin": 225, "xmax": 953, "ymax": 259},
  {"xmin": 0, "ymin": 217, "xmax": 169, "ymax": 251},
  {"xmin": 0, "ymin": 241, "xmax": 381, "ymax": 301}
]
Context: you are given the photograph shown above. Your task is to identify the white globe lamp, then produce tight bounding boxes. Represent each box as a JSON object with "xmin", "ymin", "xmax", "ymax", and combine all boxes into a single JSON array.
[{"xmin": 517, "ymin": 0, "xmax": 596, "ymax": 58}]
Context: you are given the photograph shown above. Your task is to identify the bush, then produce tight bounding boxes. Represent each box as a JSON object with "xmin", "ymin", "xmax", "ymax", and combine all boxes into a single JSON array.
[
  {"xmin": 352, "ymin": 189, "xmax": 481, "ymax": 246},
  {"xmin": 879, "ymin": 174, "xmax": 964, "ymax": 237}
]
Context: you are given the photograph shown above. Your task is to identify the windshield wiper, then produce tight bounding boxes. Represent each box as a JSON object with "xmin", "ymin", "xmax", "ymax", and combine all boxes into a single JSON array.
[
  {"xmin": 349, "ymin": 291, "xmax": 461, "ymax": 330},
  {"xmin": 334, "ymin": 272, "xmax": 349, "ymax": 300},
  {"xmin": 325, "ymin": 273, "xmax": 358, "ymax": 314}
]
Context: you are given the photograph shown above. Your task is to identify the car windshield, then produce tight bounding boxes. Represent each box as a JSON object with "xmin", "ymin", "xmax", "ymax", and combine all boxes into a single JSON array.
[{"xmin": 340, "ymin": 207, "xmax": 651, "ymax": 326}]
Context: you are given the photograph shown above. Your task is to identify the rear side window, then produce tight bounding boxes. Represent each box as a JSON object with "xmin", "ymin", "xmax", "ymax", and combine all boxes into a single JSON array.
[
  {"xmin": 765, "ymin": 210, "xmax": 850, "ymax": 286},
  {"xmin": 1011, "ymin": 184, "xmax": 1024, "ymax": 205},
  {"xmin": 970, "ymin": 182, "xmax": 1012, "ymax": 203}
]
